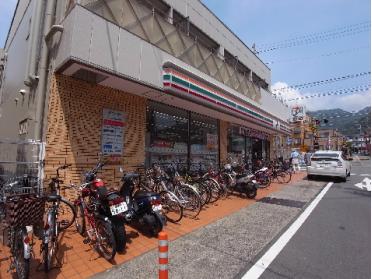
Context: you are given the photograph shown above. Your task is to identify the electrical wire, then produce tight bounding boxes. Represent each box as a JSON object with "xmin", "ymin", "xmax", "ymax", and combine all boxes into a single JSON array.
[
  {"xmin": 258, "ymin": 21, "xmax": 370, "ymax": 48},
  {"xmin": 256, "ymin": 21, "xmax": 370, "ymax": 53},
  {"xmin": 272, "ymin": 71, "xmax": 371, "ymax": 92},
  {"xmin": 284, "ymin": 84, "xmax": 371, "ymax": 102},
  {"xmin": 265, "ymin": 45, "xmax": 370, "ymax": 65}
]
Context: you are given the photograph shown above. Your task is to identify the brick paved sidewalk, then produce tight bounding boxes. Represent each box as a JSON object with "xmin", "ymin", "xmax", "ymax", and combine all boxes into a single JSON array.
[{"xmin": 0, "ymin": 172, "xmax": 306, "ymax": 279}]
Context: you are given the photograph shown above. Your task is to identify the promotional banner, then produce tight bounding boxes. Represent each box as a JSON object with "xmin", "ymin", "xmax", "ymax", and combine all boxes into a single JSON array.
[{"xmin": 101, "ymin": 109, "xmax": 126, "ymax": 156}]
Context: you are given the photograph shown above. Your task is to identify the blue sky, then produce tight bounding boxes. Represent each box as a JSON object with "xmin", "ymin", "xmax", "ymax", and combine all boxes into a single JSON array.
[
  {"xmin": 0, "ymin": 0, "xmax": 370, "ymax": 112},
  {"xmin": 202, "ymin": 0, "xmax": 371, "ymax": 112}
]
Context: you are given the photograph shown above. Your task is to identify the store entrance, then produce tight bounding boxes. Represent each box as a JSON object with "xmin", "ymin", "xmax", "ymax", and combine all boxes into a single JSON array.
[{"xmin": 252, "ymin": 138, "xmax": 263, "ymax": 161}]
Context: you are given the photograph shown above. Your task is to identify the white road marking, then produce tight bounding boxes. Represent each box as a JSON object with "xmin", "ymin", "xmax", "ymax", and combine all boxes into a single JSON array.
[
  {"xmin": 351, "ymin": 173, "xmax": 357, "ymax": 176},
  {"xmin": 242, "ymin": 182, "xmax": 333, "ymax": 279},
  {"xmin": 360, "ymin": 174, "xmax": 371, "ymax": 177},
  {"xmin": 354, "ymin": 178, "xmax": 371, "ymax": 191}
]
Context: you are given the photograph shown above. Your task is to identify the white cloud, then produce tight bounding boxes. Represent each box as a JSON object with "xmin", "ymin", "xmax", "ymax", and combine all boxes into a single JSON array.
[{"xmin": 271, "ymin": 81, "xmax": 371, "ymax": 112}]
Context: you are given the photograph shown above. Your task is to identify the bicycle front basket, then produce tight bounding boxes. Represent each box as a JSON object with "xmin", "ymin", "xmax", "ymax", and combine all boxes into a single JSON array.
[{"xmin": 5, "ymin": 194, "xmax": 46, "ymax": 227}]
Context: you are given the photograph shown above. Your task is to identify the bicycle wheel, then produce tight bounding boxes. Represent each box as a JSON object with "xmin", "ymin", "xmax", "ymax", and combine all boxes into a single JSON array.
[
  {"xmin": 43, "ymin": 211, "xmax": 57, "ymax": 272},
  {"xmin": 277, "ymin": 172, "xmax": 286, "ymax": 184},
  {"xmin": 42, "ymin": 238, "xmax": 57, "ymax": 272},
  {"xmin": 75, "ymin": 203, "xmax": 85, "ymax": 236},
  {"xmin": 205, "ymin": 178, "xmax": 221, "ymax": 203},
  {"xmin": 283, "ymin": 170, "xmax": 292, "ymax": 183},
  {"xmin": 58, "ymin": 198, "xmax": 76, "ymax": 231},
  {"xmin": 13, "ymin": 228, "xmax": 30, "ymax": 279},
  {"xmin": 256, "ymin": 172, "xmax": 271, "ymax": 188},
  {"xmin": 96, "ymin": 219, "xmax": 116, "ymax": 261},
  {"xmin": 177, "ymin": 184, "xmax": 202, "ymax": 219},
  {"xmin": 159, "ymin": 190, "xmax": 183, "ymax": 223},
  {"xmin": 194, "ymin": 182, "xmax": 210, "ymax": 206}
]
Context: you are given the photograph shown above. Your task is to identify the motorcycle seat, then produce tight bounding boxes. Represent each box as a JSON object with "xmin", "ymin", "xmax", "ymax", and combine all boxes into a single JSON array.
[
  {"xmin": 124, "ymin": 173, "xmax": 140, "ymax": 180},
  {"xmin": 236, "ymin": 174, "xmax": 246, "ymax": 179},
  {"xmin": 134, "ymin": 190, "xmax": 158, "ymax": 199}
]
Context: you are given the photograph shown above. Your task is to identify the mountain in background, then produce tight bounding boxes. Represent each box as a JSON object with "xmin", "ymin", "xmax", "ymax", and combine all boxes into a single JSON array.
[{"xmin": 307, "ymin": 107, "xmax": 371, "ymax": 137}]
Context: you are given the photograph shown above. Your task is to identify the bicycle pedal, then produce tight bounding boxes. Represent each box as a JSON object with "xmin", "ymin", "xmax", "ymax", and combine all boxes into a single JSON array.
[{"xmin": 83, "ymin": 238, "xmax": 91, "ymax": 244}]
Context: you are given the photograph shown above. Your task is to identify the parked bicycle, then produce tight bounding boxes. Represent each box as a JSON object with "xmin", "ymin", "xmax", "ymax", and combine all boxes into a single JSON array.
[
  {"xmin": 41, "ymin": 164, "xmax": 76, "ymax": 272},
  {"xmin": 0, "ymin": 175, "xmax": 45, "ymax": 279},
  {"xmin": 71, "ymin": 160, "xmax": 120, "ymax": 261}
]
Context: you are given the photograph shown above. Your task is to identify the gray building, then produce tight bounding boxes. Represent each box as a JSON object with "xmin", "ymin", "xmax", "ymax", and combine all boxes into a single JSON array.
[{"xmin": 0, "ymin": 0, "xmax": 291, "ymax": 181}]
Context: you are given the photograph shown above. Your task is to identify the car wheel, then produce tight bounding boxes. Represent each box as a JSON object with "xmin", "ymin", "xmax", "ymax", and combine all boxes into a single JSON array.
[
  {"xmin": 307, "ymin": 174, "xmax": 314, "ymax": 180},
  {"xmin": 341, "ymin": 172, "xmax": 347, "ymax": 182}
]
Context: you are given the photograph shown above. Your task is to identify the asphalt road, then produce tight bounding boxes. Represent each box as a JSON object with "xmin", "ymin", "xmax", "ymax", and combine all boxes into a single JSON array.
[
  {"xmin": 93, "ymin": 176, "xmax": 326, "ymax": 279},
  {"xmin": 258, "ymin": 159, "xmax": 371, "ymax": 279}
]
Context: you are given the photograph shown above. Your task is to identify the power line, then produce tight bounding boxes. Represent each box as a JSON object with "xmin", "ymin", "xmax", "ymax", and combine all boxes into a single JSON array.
[
  {"xmin": 258, "ymin": 21, "xmax": 370, "ymax": 48},
  {"xmin": 285, "ymin": 84, "xmax": 371, "ymax": 102},
  {"xmin": 272, "ymin": 71, "xmax": 371, "ymax": 92},
  {"xmin": 257, "ymin": 21, "xmax": 370, "ymax": 53},
  {"xmin": 265, "ymin": 45, "xmax": 370, "ymax": 65}
]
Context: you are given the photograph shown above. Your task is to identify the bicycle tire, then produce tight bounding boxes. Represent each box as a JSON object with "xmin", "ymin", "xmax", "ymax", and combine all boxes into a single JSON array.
[
  {"xmin": 284, "ymin": 170, "xmax": 292, "ymax": 183},
  {"xmin": 176, "ymin": 184, "xmax": 202, "ymax": 219},
  {"xmin": 96, "ymin": 219, "xmax": 116, "ymax": 261},
  {"xmin": 43, "ymin": 211, "xmax": 57, "ymax": 272},
  {"xmin": 205, "ymin": 178, "xmax": 221, "ymax": 203},
  {"xmin": 194, "ymin": 182, "xmax": 210, "ymax": 206},
  {"xmin": 58, "ymin": 198, "xmax": 76, "ymax": 231},
  {"xmin": 13, "ymin": 227, "xmax": 30, "ymax": 279},
  {"xmin": 42, "ymin": 238, "xmax": 57, "ymax": 272},
  {"xmin": 159, "ymin": 190, "xmax": 183, "ymax": 223},
  {"xmin": 75, "ymin": 203, "xmax": 85, "ymax": 236},
  {"xmin": 256, "ymin": 172, "xmax": 271, "ymax": 188}
]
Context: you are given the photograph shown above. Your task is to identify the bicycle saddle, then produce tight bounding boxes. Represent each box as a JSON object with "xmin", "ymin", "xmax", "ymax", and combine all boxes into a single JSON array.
[{"xmin": 47, "ymin": 194, "xmax": 61, "ymax": 202}]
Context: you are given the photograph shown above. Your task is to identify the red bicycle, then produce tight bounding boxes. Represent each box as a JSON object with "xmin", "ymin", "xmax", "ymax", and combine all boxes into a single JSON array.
[{"xmin": 70, "ymin": 178, "xmax": 117, "ymax": 261}]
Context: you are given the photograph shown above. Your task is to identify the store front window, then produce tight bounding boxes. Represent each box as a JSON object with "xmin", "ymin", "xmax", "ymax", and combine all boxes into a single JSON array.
[
  {"xmin": 190, "ymin": 112, "xmax": 219, "ymax": 171},
  {"xmin": 146, "ymin": 102, "xmax": 219, "ymax": 171},
  {"xmin": 145, "ymin": 102, "xmax": 188, "ymax": 167}
]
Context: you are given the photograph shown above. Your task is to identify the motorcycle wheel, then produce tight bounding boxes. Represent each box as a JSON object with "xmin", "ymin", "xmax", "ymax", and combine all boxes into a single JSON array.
[
  {"xmin": 111, "ymin": 221, "xmax": 126, "ymax": 253},
  {"xmin": 144, "ymin": 213, "xmax": 163, "ymax": 237},
  {"xmin": 75, "ymin": 203, "xmax": 85, "ymax": 236},
  {"xmin": 96, "ymin": 219, "xmax": 116, "ymax": 261},
  {"xmin": 246, "ymin": 186, "xmax": 257, "ymax": 199}
]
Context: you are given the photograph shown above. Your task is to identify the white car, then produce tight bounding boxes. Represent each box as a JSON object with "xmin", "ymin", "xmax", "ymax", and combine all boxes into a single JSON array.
[{"xmin": 307, "ymin": 150, "xmax": 352, "ymax": 182}]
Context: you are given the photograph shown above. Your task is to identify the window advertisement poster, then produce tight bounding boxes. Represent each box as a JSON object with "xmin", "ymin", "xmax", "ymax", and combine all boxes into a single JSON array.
[
  {"xmin": 206, "ymin": 133, "xmax": 218, "ymax": 150},
  {"xmin": 101, "ymin": 109, "xmax": 126, "ymax": 156}
]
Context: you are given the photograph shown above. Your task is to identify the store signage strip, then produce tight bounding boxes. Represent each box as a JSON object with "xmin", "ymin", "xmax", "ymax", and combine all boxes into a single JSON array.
[
  {"xmin": 163, "ymin": 73, "xmax": 273, "ymax": 125},
  {"xmin": 163, "ymin": 72, "xmax": 275, "ymax": 127},
  {"xmin": 164, "ymin": 80, "xmax": 274, "ymax": 128}
]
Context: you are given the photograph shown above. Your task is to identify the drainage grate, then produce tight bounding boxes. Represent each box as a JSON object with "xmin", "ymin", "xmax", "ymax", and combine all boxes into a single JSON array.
[{"xmin": 258, "ymin": 197, "xmax": 306, "ymax": 208}]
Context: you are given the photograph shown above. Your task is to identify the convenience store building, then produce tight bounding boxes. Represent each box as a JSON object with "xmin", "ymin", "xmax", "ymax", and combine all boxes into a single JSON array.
[{"xmin": 0, "ymin": 0, "xmax": 291, "ymax": 185}]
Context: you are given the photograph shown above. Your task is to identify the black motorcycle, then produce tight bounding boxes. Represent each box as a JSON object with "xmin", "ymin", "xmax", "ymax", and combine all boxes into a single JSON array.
[{"xmin": 118, "ymin": 168, "xmax": 166, "ymax": 236}]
